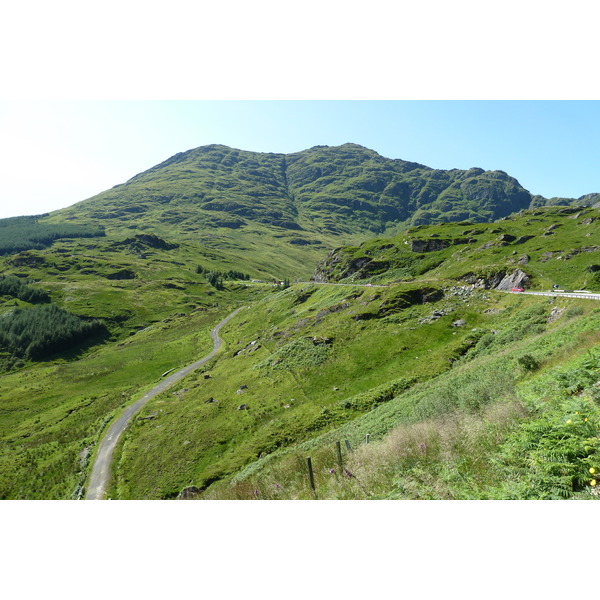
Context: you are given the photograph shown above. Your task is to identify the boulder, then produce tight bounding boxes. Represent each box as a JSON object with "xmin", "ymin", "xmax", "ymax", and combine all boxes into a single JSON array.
[
  {"xmin": 178, "ymin": 486, "xmax": 201, "ymax": 500},
  {"xmin": 514, "ymin": 235, "xmax": 535, "ymax": 245},
  {"xmin": 495, "ymin": 269, "xmax": 530, "ymax": 290}
]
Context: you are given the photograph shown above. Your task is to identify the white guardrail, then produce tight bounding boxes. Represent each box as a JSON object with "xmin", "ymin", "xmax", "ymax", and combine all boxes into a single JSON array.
[{"xmin": 501, "ymin": 290, "xmax": 600, "ymax": 301}]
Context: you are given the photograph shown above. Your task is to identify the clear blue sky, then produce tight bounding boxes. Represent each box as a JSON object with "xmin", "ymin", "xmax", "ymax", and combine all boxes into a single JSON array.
[{"xmin": 1, "ymin": 100, "xmax": 599, "ymax": 219}]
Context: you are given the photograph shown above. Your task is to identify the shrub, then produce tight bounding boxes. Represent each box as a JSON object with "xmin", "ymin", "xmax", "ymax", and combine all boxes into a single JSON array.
[{"xmin": 517, "ymin": 354, "xmax": 540, "ymax": 372}]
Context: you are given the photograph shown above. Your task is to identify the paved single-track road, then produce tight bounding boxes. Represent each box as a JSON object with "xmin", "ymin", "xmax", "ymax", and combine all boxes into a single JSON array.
[
  {"xmin": 85, "ymin": 306, "xmax": 246, "ymax": 500},
  {"xmin": 501, "ymin": 290, "xmax": 600, "ymax": 301}
]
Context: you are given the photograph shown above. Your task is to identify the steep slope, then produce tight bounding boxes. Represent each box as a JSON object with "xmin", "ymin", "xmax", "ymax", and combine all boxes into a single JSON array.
[
  {"xmin": 312, "ymin": 205, "xmax": 600, "ymax": 292},
  {"xmin": 96, "ymin": 206, "xmax": 600, "ymax": 499},
  {"xmin": 54, "ymin": 142, "xmax": 538, "ymax": 235},
  {"xmin": 37, "ymin": 143, "xmax": 593, "ymax": 279}
]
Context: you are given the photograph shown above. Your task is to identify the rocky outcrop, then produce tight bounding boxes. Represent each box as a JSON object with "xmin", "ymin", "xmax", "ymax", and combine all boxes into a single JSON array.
[
  {"xmin": 311, "ymin": 248, "xmax": 345, "ymax": 282},
  {"xmin": 513, "ymin": 235, "xmax": 535, "ymax": 244},
  {"xmin": 461, "ymin": 268, "xmax": 530, "ymax": 290},
  {"xmin": 409, "ymin": 237, "xmax": 475, "ymax": 253},
  {"xmin": 495, "ymin": 269, "xmax": 531, "ymax": 290},
  {"xmin": 410, "ymin": 239, "xmax": 450, "ymax": 253},
  {"xmin": 311, "ymin": 249, "xmax": 390, "ymax": 282}
]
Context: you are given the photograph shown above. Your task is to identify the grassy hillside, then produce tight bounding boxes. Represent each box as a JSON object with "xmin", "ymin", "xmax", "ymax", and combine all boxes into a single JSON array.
[
  {"xmin": 102, "ymin": 206, "xmax": 600, "ymax": 499},
  {"xmin": 0, "ymin": 226, "xmax": 275, "ymax": 498},
  {"xmin": 1, "ymin": 142, "xmax": 599, "ymax": 500},
  {"xmin": 313, "ymin": 205, "xmax": 600, "ymax": 291},
  {"xmin": 1, "ymin": 205, "xmax": 599, "ymax": 499}
]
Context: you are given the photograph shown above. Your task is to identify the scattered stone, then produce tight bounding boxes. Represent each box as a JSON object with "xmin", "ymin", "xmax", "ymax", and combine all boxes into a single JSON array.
[
  {"xmin": 173, "ymin": 388, "xmax": 189, "ymax": 400},
  {"xmin": 518, "ymin": 254, "xmax": 530, "ymax": 265},
  {"xmin": 513, "ymin": 235, "xmax": 535, "ymax": 245},
  {"xmin": 477, "ymin": 241, "xmax": 496, "ymax": 251},
  {"xmin": 234, "ymin": 340, "xmax": 261, "ymax": 356},
  {"xmin": 237, "ymin": 404, "xmax": 249, "ymax": 410},
  {"xmin": 539, "ymin": 251, "xmax": 558, "ymax": 262},
  {"xmin": 312, "ymin": 336, "xmax": 334, "ymax": 345},
  {"xmin": 499, "ymin": 233, "xmax": 516, "ymax": 242},
  {"xmin": 418, "ymin": 308, "xmax": 448, "ymax": 324},
  {"xmin": 79, "ymin": 446, "xmax": 91, "ymax": 468},
  {"xmin": 204, "ymin": 397, "xmax": 216, "ymax": 403},
  {"xmin": 333, "ymin": 387, "xmax": 340, "ymax": 391},
  {"xmin": 203, "ymin": 374, "xmax": 211, "ymax": 379},
  {"xmin": 547, "ymin": 307, "xmax": 564, "ymax": 323},
  {"xmin": 452, "ymin": 319, "xmax": 467, "ymax": 327},
  {"xmin": 137, "ymin": 412, "xmax": 158, "ymax": 421},
  {"xmin": 178, "ymin": 486, "xmax": 201, "ymax": 500}
]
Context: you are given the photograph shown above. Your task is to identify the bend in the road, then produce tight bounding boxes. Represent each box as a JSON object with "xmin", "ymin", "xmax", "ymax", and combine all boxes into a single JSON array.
[{"xmin": 85, "ymin": 306, "xmax": 246, "ymax": 500}]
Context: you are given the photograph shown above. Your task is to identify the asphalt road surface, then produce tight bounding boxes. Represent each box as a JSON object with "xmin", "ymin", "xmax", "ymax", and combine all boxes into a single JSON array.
[
  {"xmin": 501, "ymin": 290, "xmax": 600, "ymax": 301},
  {"xmin": 85, "ymin": 306, "xmax": 246, "ymax": 500}
]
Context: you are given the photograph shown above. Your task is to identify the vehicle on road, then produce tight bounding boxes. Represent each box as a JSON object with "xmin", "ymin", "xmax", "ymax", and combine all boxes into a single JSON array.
[{"xmin": 511, "ymin": 287, "xmax": 524, "ymax": 292}]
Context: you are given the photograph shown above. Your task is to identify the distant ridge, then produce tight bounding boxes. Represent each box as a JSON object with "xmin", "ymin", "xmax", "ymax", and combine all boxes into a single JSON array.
[{"xmin": 36, "ymin": 143, "xmax": 599, "ymax": 277}]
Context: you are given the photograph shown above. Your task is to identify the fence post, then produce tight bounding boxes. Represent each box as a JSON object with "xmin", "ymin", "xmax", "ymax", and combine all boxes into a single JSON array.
[
  {"xmin": 306, "ymin": 457, "xmax": 316, "ymax": 496},
  {"xmin": 336, "ymin": 441, "xmax": 343, "ymax": 469},
  {"xmin": 366, "ymin": 433, "xmax": 370, "ymax": 444},
  {"xmin": 345, "ymin": 439, "xmax": 352, "ymax": 452}
]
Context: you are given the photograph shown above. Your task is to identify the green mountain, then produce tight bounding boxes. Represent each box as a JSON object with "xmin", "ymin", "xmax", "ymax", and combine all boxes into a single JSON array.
[
  {"xmin": 39, "ymin": 143, "xmax": 594, "ymax": 278},
  {"xmin": 1, "ymin": 143, "xmax": 600, "ymax": 500}
]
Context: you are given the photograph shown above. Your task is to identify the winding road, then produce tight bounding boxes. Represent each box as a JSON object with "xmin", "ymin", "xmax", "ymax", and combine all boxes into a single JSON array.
[
  {"xmin": 85, "ymin": 306, "xmax": 246, "ymax": 500},
  {"xmin": 85, "ymin": 286, "xmax": 600, "ymax": 499}
]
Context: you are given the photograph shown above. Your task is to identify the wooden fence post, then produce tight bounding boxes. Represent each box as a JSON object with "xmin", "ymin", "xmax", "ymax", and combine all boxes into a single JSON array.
[
  {"xmin": 336, "ymin": 441, "xmax": 343, "ymax": 469},
  {"xmin": 345, "ymin": 439, "xmax": 352, "ymax": 452},
  {"xmin": 366, "ymin": 433, "xmax": 370, "ymax": 444},
  {"xmin": 306, "ymin": 457, "xmax": 316, "ymax": 496}
]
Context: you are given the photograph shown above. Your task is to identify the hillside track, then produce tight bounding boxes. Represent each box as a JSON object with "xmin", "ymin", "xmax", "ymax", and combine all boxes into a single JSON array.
[
  {"xmin": 85, "ymin": 306, "xmax": 247, "ymax": 500},
  {"xmin": 297, "ymin": 281, "xmax": 389, "ymax": 288}
]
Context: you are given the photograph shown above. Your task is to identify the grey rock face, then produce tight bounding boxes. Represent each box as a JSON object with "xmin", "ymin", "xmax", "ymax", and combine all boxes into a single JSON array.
[{"xmin": 495, "ymin": 269, "xmax": 530, "ymax": 290}]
